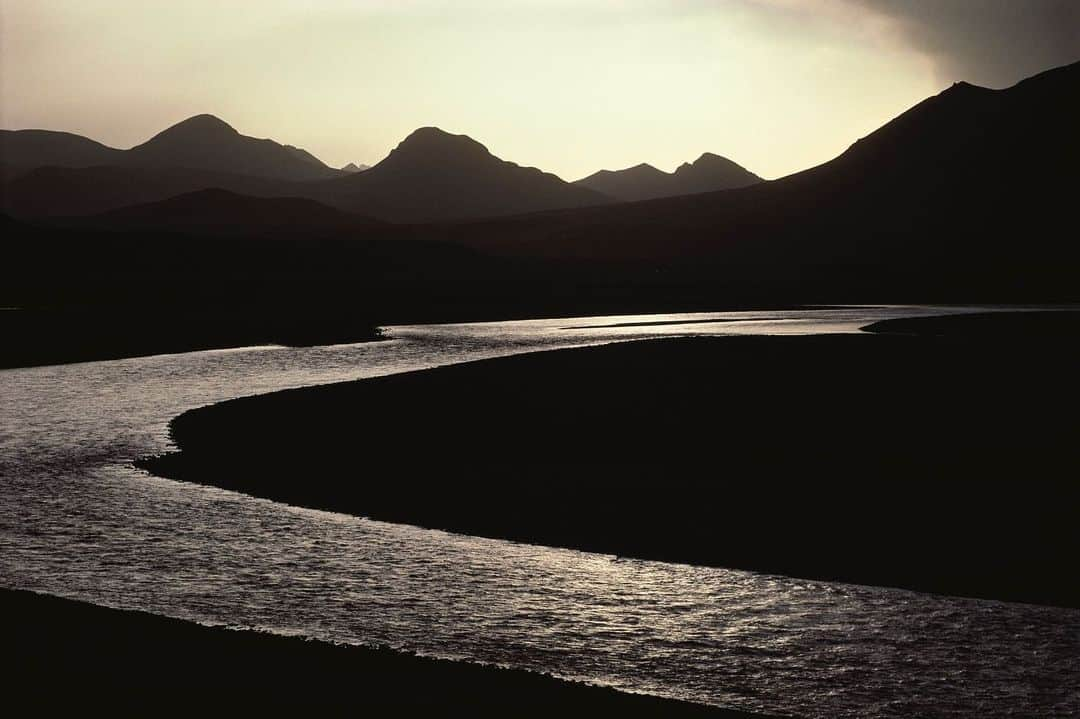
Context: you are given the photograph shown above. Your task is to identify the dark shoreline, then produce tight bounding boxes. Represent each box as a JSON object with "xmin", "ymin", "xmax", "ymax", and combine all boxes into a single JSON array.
[
  {"xmin": 2, "ymin": 588, "xmax": 765, "ymax": 716},
  {"xmin": 0, "ymin": 308, "xmax": 384, "ymax": 369},
  {"xmin": 139, "ymin": 311, "xmax": 1080, "ymax": 607},
  {"xmin": 863, "ymin": 309, "xmax": 1078, "ymax": 337},
  {"xmin": 0, "ymin": 303, "xmax": 975, "ymax": 369}
]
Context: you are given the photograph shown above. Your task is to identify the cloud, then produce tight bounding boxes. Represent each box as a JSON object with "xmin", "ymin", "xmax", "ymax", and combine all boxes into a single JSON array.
[{"xmin": 847, "ymin": 0, "xmax": 1080, "ymax": 86}]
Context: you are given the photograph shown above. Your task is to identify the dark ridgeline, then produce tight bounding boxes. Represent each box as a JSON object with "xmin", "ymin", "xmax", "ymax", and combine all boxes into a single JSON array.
[
  {"xmin": 0, "ymin": 164, "xmax": 310, "ymax": 217},
  {"xmin": 1, "ymin": 121, "xmax": 612, "ymax": 221},
  {"xmin": 574, "ymin": 153, "xmax": 762, "ymax": 201},
  {"xmin": 5, "ymin": 59, "xmax": 1077, "ymax": 260},
  {"xmin": 340, "ymin": 162, "xmax": 370, "ymax": 173},
  {"xmin": 0, "ymin": 115, "xmax": 346, "ymax": 217},
  {"xmin": 61, "ymin": 188, "xmax": 382, "ymax": 236},
  {"xmin": 138, "ymin": 311, "xmax": 1080, "ymax": 609},
  {"xmin": 0, "ymin": 114, "xmax": 344, "ymax": 181},
  {"xmin": 310, "ymin": 127, "xmax": 613, "ymax": 222},
  {"xmin": 442, "ymin": 59, "xmax": 1080, "ymax": 301},
  {"xmin": 119, "ymin": 114, "xmax": 344, "ymax": 180},
  {"xmin": 0, "ymin": 128, "xmax": 122, "ymax": 180}
]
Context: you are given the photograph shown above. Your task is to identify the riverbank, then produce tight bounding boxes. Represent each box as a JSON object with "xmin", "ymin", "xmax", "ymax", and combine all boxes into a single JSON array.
[
  {"xmin": 139, "ymin": 311, "xmax": 1080, "ymax": 607},
  {"xmin": 0, "ymin": 304, "xmax": 875, "ymax": 368},
  {"xmin": 0, "ymin": 308, "xmax": 384, "ymax": 368},
  {"xmin": 3, "ymin": 588, "xmax": 765, "ymax": 717},
  {"xmin": 864, "ymin": 309, "xmax": 1077, "ymax": 337}
]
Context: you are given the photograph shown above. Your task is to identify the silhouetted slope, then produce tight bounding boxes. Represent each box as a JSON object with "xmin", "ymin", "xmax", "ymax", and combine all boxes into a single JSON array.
[
  {"xmin": 575, "ymin": 154, "xmax": 761, "ymax": 201},
  {"xmin": 123, "ymin": 114, "xmax": 343, "ymax": 181},
  {"xmin": 0, "ymin": 116, "xmax": 341, "ymax": 183},
  {"xmin": 5, "ymin": 61, "xmax": 1078, "ymax": 303},
  {"xmin": 2, "ymin": 123, "xmax": 610, "ymax": 222},
  {"xmin": 672, "ymin": 153, "xmax": 762, "ymax": 193},
  {"xmin": 0, "ymin": 129, "xmax": 122, "ymax": 178},
  {"xmin": 0, "ymin": 115, "xmax": 345, "ymax": 215},
  {"xmin": 457, "ymin": 60, "xmax": 1080, "ymax": 295},
  {"xmin": 314, "ymin": 127, "xmax": 613, "ymax": 222},
  {"xmin": 2, "ymin": 165, "xmax": 301, "ymax": 217},
  {"xmin": 64, "ymin": 188, "xmax": 381, "ymax": 236},
  {"xmin": 573, "ymin": 163, "xmax": 671, "ymax": 201}
]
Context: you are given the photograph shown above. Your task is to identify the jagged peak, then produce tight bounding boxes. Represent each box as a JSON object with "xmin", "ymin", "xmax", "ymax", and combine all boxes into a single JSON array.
[{"xmin": 938, "ymin": 80, "xmax": 992, "ymax": 99}]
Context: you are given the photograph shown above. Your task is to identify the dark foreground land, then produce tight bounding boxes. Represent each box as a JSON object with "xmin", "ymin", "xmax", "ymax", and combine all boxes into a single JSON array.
[
  {"xmin": 3, "ymin": 589, "xmax": 763, "ymax": 717},
  {"xmin": 140, "ymin": 312, "xmax": 1080, "ymax": 607}
]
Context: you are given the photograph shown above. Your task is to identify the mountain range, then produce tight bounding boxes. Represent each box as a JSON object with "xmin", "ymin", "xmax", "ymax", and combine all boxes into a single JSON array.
[
  {"xmin": 308, "ymin": 127, "xmax": 610, "ymax": 222},
  {"xmin": 3, "ymin": 59, "xmax": 1078, "ymax": 309},
  {"xmin": 1, "ymin": 114, "xmax": 344, "ymax": 182},
  {"xmin": 2, "ymin": 117, "xmax": 755, "ymax": 223},
  {"xmin": 60, "ymin": 188, "xmax": 381, "ymax": 237},
  {"xmin": 573, "ymin": 154, "xmax": 761, "ymax": 201},
  {"xmin": 449, "ymin": 60, "xmax": 1079, "ymax": 278}
]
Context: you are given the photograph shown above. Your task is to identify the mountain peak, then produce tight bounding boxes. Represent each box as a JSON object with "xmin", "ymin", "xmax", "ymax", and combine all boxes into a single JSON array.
[
  {"xmin": 153, "ymin": 114, "xmax": 238, "ymax": 140},
  {"xmin": 676, "ymin": 152, "xmax": 760, "ymax": 181},
  {"xmin": 394, "ymin": 127, "xmax": 491, "ymax": 158},
  {"xmin": 625, "ymin": 162, "xmax": 664, "ymax": 175},
  {"xmin": 575, "ymin": 152, "xmax": 761, "ymax": 200},
  {"xmin": 120, "ymin": 114, "xmax": 340, "ymax": 181}
]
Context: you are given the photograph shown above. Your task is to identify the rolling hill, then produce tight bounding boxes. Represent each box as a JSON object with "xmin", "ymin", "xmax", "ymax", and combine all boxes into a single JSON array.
[
  {"xmin": 1, "ymin": 165, "xmax": 302, "ymax": 218},
  {"xmin": 0, "ymin": 129, "xmax": 122, "ymax": 179},
  {"xmin": 62, "ymin": 188, "xmax": 381, "ymax": 236}
]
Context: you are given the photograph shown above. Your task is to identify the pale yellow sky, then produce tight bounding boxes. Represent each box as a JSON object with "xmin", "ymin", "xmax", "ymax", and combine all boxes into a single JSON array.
[{"xmin": 2, "ymin": 1, "xmax": 1065, "ymax": 181}]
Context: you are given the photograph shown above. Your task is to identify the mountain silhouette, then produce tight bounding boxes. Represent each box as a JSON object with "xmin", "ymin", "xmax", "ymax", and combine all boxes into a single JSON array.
[
  {"xmin": 1, "ymin": 114, "xmax": 342, "ymax": 187},
  {"xmin": 5, "ymin": 63, "xmax": 1078, "ymax": 329},
  {"xmin": 0, "ymin": 129, "xmax": 123, "ymax": 179},
  {"xmin": 5, "ymin": 59, "xmax": 1078, "ymax": 308},
  {"xmin": 2, "ymin": 123, "xmax": 611, "ymax": 222},
  {"xmin": 341, "ymin": 162, "xmax": 370, "ymax": 173},
  {"xmin": 61, "ymin": 188, "xmax": 381, "ymax": 236},
  {"xmin": 574, "ymin": 154, "xmax": 761, "ymax": 201},
  {"xmin": 313, "ymin": 127, "xmax": 613, "ymax": 222},
  {"xmin": 451, "ymin": 59, "xmax": 1079, "ymax": 299},
  {"xmin": 121, "ymin": 115, "xmax": 343, "ymax": 181},
  {"xmin": 2, "ymin": 165, "xmax": 301, "ymax": 218}
]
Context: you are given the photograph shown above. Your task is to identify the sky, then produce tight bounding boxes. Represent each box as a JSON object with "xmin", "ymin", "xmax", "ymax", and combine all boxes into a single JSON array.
[{"xmin": 2, "ymin": 1, "xmax": 1076, "ymax": 181}]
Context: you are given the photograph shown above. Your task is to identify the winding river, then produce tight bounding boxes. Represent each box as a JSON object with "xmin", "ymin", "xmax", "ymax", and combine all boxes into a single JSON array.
[{"xmin": 2, "ymin": 306, "xmax": 1077, "ymax": 718}]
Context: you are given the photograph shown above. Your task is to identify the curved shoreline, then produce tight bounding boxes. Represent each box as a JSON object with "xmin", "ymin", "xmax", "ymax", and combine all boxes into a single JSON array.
[
  {"xmin": 0, "ymin": 308, "xmax": 385, "ymax": 369},
  {"xmin": 139, "ymin": 312, "xmax": 1080, "ymax": 607},
  {"xmin": 3, "ymin": 588, "xmax": 765, "ymax": 717},
  {"xmin": 862, "ymin": 309, "xmax": 1076, "ymax": 337}
]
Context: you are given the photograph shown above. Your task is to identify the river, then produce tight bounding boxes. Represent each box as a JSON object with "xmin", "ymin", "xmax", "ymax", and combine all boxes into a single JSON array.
[{"xmin": 1, "ymin": 306, "xmax": 1077, "ymax": 717}]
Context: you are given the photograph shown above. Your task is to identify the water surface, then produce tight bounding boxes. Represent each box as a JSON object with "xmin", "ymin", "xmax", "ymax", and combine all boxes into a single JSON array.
[{"xmin": 2, "ymin": 306, "xmax": 1077, "ymax": 718}]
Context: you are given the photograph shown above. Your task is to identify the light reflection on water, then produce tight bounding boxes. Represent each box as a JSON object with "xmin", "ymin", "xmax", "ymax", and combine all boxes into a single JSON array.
[{"xmin": 1, "ymin": 306, "xmax": 1078, "ymax": 718}]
